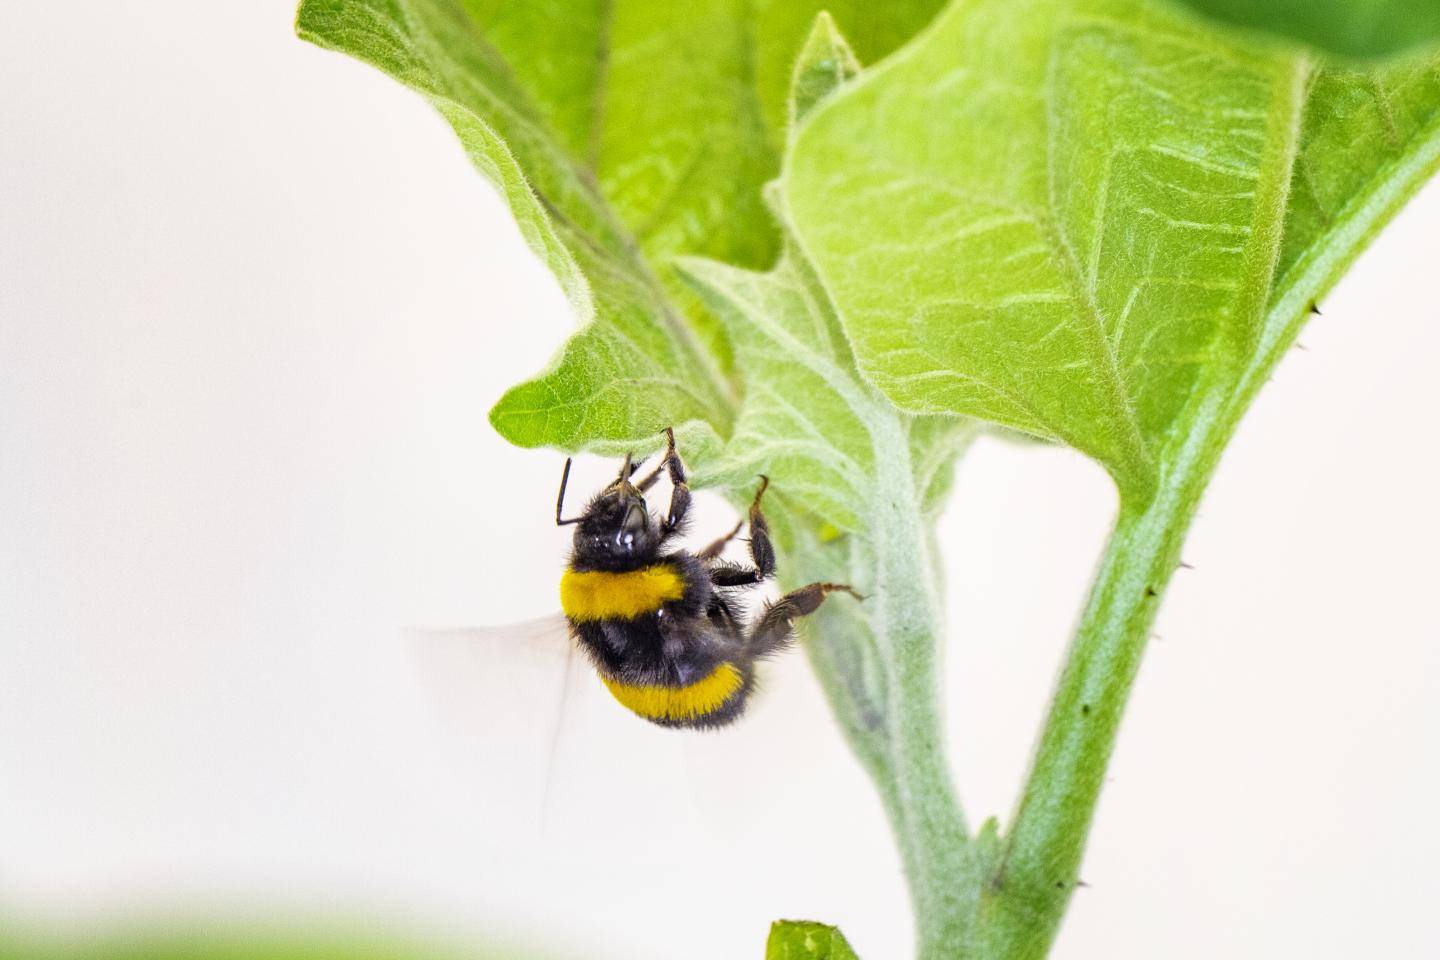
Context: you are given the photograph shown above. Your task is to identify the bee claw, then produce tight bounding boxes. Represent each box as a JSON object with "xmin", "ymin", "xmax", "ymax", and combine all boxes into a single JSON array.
[{"xmin": 751, "ymin": 475, "xmax": 770, "ymax": 509}]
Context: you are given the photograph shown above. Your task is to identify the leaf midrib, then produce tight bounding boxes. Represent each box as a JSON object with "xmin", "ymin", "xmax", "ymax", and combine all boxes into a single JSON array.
[
  {"xmin": 783, "ymin": 2, "xmax": 1326, "ymax": 500},
  {"xmin": 585, "ymin": 0, "xmax": 615, "ymax": 174},
  {"xmin": 380, "ymin": 0, "xmax": 744, "ymax": 415}
]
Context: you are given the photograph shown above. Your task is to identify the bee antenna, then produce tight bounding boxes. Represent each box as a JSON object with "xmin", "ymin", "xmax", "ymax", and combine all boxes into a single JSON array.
[
  {"xmin": 555, "ymin": 458, "xmax": 581, "ymax": 526},
  {"xmin": 618, "ymin": 451, "xmax": 633, "ymax": 483}
]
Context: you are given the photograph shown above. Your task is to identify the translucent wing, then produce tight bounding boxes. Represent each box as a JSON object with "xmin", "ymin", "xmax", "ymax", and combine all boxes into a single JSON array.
[
  {"xmin": 404, "ymin": 613, "xmax": 592, "ymax": 829},
  {"xmin": 406, "ymin": 612, "xmax": 573, "ymax": 648}
]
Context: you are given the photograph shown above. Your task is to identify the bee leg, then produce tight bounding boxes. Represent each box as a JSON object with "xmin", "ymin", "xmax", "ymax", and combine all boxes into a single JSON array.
[
  {"xmin": 663, "ymin": 482, "xmax": 691, "ymax": 538},
  {"xmin": 698, "ymin": 478, "xmax": 766, "ymax": 559},
  {"xmin": 746, "ymin": 582, "xmax": 863, "ymax": 659},
  {"xmin": 705, "ymin": 477, "xmax": 774, "ymax": 585},
  {"xmin": 710, "ymin": 562, "xmax": 763, "ymax": 587},
  {"xmin": 632, "ymin": 428, "xmax": 691, "ymax": 538},
  {"xmin": 745, "ymin": 476, "xmax": 775, "ymax": 580},
  {"xmin": 635, "ymin": 427, "xmax": 679, "ymax": 492},
  {"xmin": 660, "ymin": 431, "xmax": 692, "ymax": 537},
  {"xmin": 697, "ymin": 517, "xmax": 744, "ymax": 560}
]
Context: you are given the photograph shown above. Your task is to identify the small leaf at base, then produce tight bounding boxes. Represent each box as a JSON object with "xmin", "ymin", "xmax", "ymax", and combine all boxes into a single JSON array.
[{"xmin": 766, "ymin": 921, "xmax": 861, "ymax": 960}]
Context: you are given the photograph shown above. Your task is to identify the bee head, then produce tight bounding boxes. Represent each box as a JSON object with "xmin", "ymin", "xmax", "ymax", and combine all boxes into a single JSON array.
[{"xmin": 572, "ymin": 482, "xmax": 657, "ymax": 567}]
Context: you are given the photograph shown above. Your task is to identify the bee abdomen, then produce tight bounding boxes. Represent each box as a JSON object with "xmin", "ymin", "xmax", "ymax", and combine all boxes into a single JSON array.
[
  {"xmin": 600, "ymin": 661, "xmax": 748, "ymax": 727},
  {"xmin": 560, "ymin": 564, "xmax": 686, "ymax": 622}
]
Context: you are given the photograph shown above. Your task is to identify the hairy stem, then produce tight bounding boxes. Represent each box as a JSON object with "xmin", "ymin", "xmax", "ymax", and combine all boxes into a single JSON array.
[
  {"xmin": 798, "ymin": 405, "xmax": 976, "ymax": 958},
  {"xmin": 800, "ymin": 280, "xmax": 1337, "ymax": 958},
  {"xmin": 981, "ymin": 393, "xmax": 1229, "ymax": 958},
  {"xmin": 867, "ymin": 412, "xmax": 974, "ymax": 958},
  {"xmin": 972, "ymin": 59, "xmax": 1322, "ymax": 958},
  {"xmin": 982, "ymin": 304, "xmax": 1315, "ymax": 957}
]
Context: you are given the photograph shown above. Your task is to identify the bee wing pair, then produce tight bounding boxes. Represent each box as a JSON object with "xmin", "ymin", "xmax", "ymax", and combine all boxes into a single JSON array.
[
  {"xmin": 405, "ymin": 614, "xmax": 589, "ymax": 823},
  {"xmin": 404, "ymin": 613, "xmax": 581, "ymax": 728},
  {"xmin": 407, "ymin": 612, "xmax": 573, "ymax": 649}
]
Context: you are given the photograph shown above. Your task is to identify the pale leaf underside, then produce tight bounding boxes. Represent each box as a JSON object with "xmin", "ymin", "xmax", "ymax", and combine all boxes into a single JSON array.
[{"xmin": 783, "ymin": 0, "xmax": 1440, "ymax": 495}]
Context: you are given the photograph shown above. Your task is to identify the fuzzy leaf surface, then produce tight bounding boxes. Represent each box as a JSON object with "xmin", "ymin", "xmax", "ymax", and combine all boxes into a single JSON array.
[
  {"xmin": 297, "ymin": 0, "xmax": 945, "ymax": 453},
  {"xmin": 1270, "ymin": 56, "xmax": 1440, "ymax": 338},
  {"xmin": 783, "ymin": 0, "xmax": 1315, "ymax": 495},
  {"xmin": 783, "ymin": 0, "xmax": 1440, "ymax": 495}
]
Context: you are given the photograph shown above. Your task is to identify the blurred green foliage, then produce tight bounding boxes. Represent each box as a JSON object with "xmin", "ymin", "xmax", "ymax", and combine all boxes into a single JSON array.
[
  {"xmin": 0, "ymin": 925, "xmax": 531, "ymax": 960},
  {"xmin": 1170, "ymin": 0, "xmax": 1440, "ymax": 59}
]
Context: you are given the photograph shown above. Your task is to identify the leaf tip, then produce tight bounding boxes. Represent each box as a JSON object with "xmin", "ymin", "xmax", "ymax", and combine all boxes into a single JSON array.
[
  {"xmin": 292, "ymin": 0, "xmax": 329, "ymax": 44},
  {"xmin": 487, "ymin": 381, "xmax": 553, "ymax": 450},
  {"xmin": 789, "ymin": 12, "xmax": 862, "ymax": 129}
]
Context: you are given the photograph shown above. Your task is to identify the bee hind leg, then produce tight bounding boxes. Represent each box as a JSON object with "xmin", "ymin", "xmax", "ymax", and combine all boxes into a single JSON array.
[
  {"xmin": 745, "ymin": 582, "xmax": 862, "ymax": 659},
  {"xmin": 697, "ymin": 517, "xmax": 744, "ymax": 560}
]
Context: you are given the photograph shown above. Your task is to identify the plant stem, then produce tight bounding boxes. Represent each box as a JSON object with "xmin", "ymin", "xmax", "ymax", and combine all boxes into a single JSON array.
[
  {"xmin": 868, "ymin": 412, "xmax": 975, "ymax": 958},
  {"xmin": 801, "ymin": 296, "xmax": 1324, "ymax": 958},
  {"xmin": 799, "ymin": 406, "xmax": 976, "ymax": 958},
  {"xmin": 980, "ymin": 365, "xmax": 1276, "ymax": 958},
  {"xmin": 973, "ymin": 64, "xmax": 1440, "ymax": 960},
  {"xmin": 803, "ymin": 280, "xmax": 1334, "ymax": 960},
  {"xmin": 789, "ymin": 58, "xmax": 1440, "ymax": 960}
]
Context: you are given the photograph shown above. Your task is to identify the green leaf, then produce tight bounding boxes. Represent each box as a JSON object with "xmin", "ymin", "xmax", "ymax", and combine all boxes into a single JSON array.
[
  {"xmin": 765, "ymin": 921, "xmax": 861, "ymax": 960},
  {"xmin": 297, "ymin": 0, "xmax": 726, "ymax": 453},
  {"xmin": 1271, "ymin": 58, "xmax": 1440, "ymax": 333},
  {"xmin": 1168, "ymin": 0, "xmax": 1440, "ymax": 60},
  {"xmin": 301, "ymin": 8, "xmax": 976, "ymax": 946},
  {"xmin": 301, "ymin": 2, "xmax": 1440, "ymax": 957},
  {"xmin": 297, "ymin": 0, "xmax": 946, "ymax": 453},
  {"xmin": 775, "ymin": 3, "xmax": 1440, "ymax": 951},
  {"xmin": 679, "ymin": 239, "xmax": 890, "ymax": 532},
  {"xmin": 784, "ymin": 0, "xmax": 1315, "ymax": 498}
]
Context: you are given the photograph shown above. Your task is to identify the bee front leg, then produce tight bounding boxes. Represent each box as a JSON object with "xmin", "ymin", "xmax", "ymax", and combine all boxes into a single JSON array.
[
  {"xmin": 645, "ymin": 428, "xmax": 690, "ymax": 538},
  {"xmin": 663, "ymin": 481, "xmax": 690, "ymax": 536},
  {"xmin": 636, "ymin": 427, "xmax": 679, "ymax": 492}
]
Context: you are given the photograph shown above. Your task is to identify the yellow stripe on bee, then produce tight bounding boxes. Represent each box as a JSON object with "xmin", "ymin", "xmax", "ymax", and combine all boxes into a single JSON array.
[
  {"xmin": 601, "ymin": 662, "xmax": 744, "ymax": 722},
  {"xmin": 559, "ymin": 564, "xmax": 686, "ymax": 622}
]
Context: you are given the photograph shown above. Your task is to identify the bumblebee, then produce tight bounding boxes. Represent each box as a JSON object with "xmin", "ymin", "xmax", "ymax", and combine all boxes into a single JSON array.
[{"xmin": 555, "ymin": 428, "xmax": 859, "ymax": 728}]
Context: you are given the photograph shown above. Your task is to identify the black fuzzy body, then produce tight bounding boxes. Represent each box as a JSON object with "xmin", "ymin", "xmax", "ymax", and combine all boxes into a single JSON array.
[{"xmin": 554, "ymin": 430, "xmax": 857, "ymax": 729}]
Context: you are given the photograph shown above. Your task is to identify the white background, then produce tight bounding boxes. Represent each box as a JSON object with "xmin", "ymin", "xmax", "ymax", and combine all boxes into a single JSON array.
[{"xmin": 2, "ymin": 3, "xmax": 1437, "ymax": 958}]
